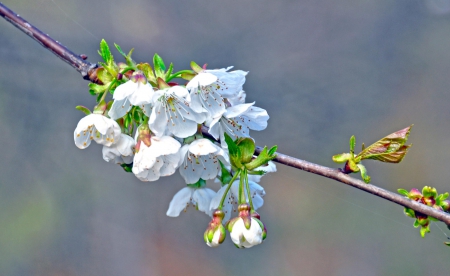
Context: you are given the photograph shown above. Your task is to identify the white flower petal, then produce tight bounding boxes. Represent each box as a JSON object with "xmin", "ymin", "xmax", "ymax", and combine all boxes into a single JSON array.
[
  {"xmin": 166, "ymin": 187, "xmax": 193, "ymax": 217},
  {"xmin": 193, "ymin": 188, "xmax": 216, "ymax": 216}
]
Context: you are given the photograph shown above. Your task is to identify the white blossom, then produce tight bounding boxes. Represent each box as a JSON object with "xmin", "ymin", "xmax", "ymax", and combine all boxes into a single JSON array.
[
  {"xmin": 229, "ymin": 217, "xmax": 264, "ymax": 248},
  {"xmin": 208, "ymin": 102, "xmax": 269, "ymax": 147},
  {"xmin": 132, "ymin": 136, "xmax": 181, "ymax": 181},
  {"xmin": 149, "ymin": 86, "xmax": 206, "ymax": 138},
  {"xmin": 178, "ymin": 139, "xmax": 229, "ymax": 184},
  {"xmin": 166, "ymin": 186, "xmax": 216, "ymax": 217},
  {"xmin": 108, "ymin": 75, "xmax": 154, "ymax": 120},
  {"xmin": 186, "ymin": 72, "xmax": 227, "ymax": 118},
  {"xmin": 205, "ymin": 67, "xmax": 247, "ymax": 98},
  {"xmin": 74, "ymin": 113, "xmax": 121, "ymax": 149},
  {"xmin": 102, "ymin": 134, "xmax": 135, "ymax": 164}
]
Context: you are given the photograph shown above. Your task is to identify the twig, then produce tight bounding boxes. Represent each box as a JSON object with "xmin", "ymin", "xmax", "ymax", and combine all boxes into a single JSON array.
[{"xmin": 2, "ymin": 2, "xmax": 450, "ymax": 227}]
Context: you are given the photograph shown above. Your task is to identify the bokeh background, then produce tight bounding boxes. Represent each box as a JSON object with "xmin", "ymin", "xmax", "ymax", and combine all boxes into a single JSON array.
[{"xmin": 1, "ymin": 0, "xmax": 450, "ymax": 275}]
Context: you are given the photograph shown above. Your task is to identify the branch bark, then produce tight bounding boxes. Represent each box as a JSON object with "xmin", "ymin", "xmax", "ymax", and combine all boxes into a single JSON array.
[{"xmin": 2, "ymin": 2, "xmax": 450, "ymax": 227}]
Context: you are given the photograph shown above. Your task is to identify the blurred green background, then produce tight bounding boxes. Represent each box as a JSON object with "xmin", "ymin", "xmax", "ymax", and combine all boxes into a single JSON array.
[{"xmin": 1, "ymin": 0, "xmax": 450, "ymax": 275}]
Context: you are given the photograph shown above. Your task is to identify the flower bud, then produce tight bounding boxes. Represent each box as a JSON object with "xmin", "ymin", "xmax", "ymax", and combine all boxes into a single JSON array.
[
  {"xmin": 227, "ymin": 203, "xmax": 266, "ymax": 248},
  {"xmin": 441, "ymin": 200, "xmax": 450, "ymax": 212},
  {"xmin": 408, "ymin": 188, "xmax": 422, "ymax": 201},
  {"xmin": 204, "ymin": 210, "xmax": 226, "ymax": 247}
]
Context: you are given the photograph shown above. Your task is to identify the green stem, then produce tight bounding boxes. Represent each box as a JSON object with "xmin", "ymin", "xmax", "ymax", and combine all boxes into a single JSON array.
[
  {"xmin": 98, "ymin": 79, "xmax": 117, "ymax": 103},
  {"xmin": 218, "ymin": 170, "xmax": 240, "ymax": 210},
  {"xmin": 244, "ymin": 170, "xmax": 254, "ymax": 210},
  {"xmin": 239, "ymin": 172, "xmax": 245, "ymax": 204},
  {"xmin": 166, "ymin": 70, "xmax": 194, "ymax": 82}
]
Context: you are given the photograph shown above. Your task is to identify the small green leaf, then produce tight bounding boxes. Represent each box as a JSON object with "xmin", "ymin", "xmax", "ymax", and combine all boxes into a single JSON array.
[
  {"xmin": 153, "ymin": 53, "xmax": 166, "ymax": 77},
  {"xmin": 224, "ymin": 133, "xmax": 242, "ymax": 169},
  {"xmin": 165, "ymin": 62, "xmax": 174, "ymax": 81},
  {"xmin": 187, "ymin": 178, "xmax": 206, "ymax": 188},
  {"xmin": 219, "ymin": 161, "xmax": 232, "ymax": 186},
  {"xmin": 75, "ymin": 105, "xmax": 91, "ymax": 115},
  {"xmin": 89, "ymin": 82, "xmax": 108, "ymax": 94},
  {"xmin": 347, "ymin": 157, "xmax": 359, "ymax": 172},
  {"xmin": 236, "ymin": 137, "xmax": 255, "ymax": 164},
  {"xmin": 420, "ymin": 226, "xmax": 430, "ymax": 238},
  {"xmin": 137, "ymin": 63, "xmax": 156, "ymax": 83},
  {"xmin": 349, "ymin": 135, "xmax": 356, "ymax": 153},
  {"xmin": 96, "ymin": 68, "xmax": 114, "ymax": 84},
  {"xmin": 403, "ymin": 207, "xmax": 415, "ymax": 218},
  {"xmin": 190, "ymin": 61, "xmax": 203, "ymax": 73},
  {"xmin": 246, "ymin": 146, "xmax": 277, "ymax": 171},
  {"xmin": 356, "ymin": 125, "xmax": 413, "ymax": 163},
  {"xmin": 268, "ymin": 145, "xmax": 277, "ymax": 156},
  {"xmin": 442, "ymin": 192, "xmax": 449, "ymax": 201},
  {"xmin": 357, "ymin": 163, "xmax": 371, "ymax": 183},
  {"xmin": 413, "ymin": 219, "xmax": 420, "ymax": 228},
  {"xmin": 114, "ymin": 43, "xmax": 127, "ymax": 57},
  {"xmin": 181, "ymin": 72, "xmax": 196, "ymax": 81},
  {"xmin": 444, "ymin": 242, "xmax": 450, "ymax": 246},
  {"xmin": 361, "ymin": 142, "xmax": 366, "ymax": 151},
  {"xmin": 99, "ymin": 39, "xmax": 113, "ymax": 64},
  {"xmin": 332, "ymin": 153, "xmax": 352, "ymax": 163},
  {"xmin": 397, "ymin": 189, "xmax": 409, "ymax": 196}
]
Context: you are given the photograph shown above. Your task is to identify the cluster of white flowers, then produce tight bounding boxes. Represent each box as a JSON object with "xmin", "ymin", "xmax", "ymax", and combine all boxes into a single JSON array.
[{"xmin": 74, "ymin": 65, "xmax": 274, "ymax": 248}]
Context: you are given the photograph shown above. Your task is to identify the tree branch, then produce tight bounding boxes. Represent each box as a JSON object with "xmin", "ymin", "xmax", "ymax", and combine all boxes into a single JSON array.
[{"xmin": 2, "ymin": 2, "xmax": 449, "ymax": 227}]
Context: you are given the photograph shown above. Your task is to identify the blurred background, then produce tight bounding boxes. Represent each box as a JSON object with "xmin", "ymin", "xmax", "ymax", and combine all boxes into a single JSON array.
[{"xmin": 1, "ymin": 0, "xmax": 450, "ymax": 275}]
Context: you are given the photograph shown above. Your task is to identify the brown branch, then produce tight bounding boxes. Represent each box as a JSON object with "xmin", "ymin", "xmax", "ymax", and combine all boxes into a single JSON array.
[{"xmin": 2, "ymin": 2, "xmax": 450, "ymax": 227}]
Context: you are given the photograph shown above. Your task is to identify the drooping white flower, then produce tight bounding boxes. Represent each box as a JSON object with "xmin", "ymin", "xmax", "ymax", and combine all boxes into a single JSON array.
[
  {"xmin": 205, "ymin": 67, "xmax": 248, "ymax": 98},
  {"xmin": 209, "ymin": 180, "xmax": 266, "ymax": 222},
  {"xmin": 102, "ymin": 134, "xmax": 135, "ymax": 164},
  {"xmin": 178, "ymin": 139, "xmax": 229, "ymax": 184},
  {"xmin": 186, "ymin": 72, "xmax": 227, "ymax": 119},
  {"xmin": 229, "ymin": 217, "xmax": 264, "ymax": 248},
  {"xmin": 108, "ymin": 74, "xmax": 154, "ymax": 120},
  {"xmin": 208, "ymin": 102, "xmax": 269, "ymax": 147},
  {"xmin": 149, "ymin": 86, "xmax": 206, "ymax": 138},
  {"xmin": 132, "ymin": 135, "xmax": 181, "ymax": 181},
  {"xmin": 248, "ymin": 161, "xmax": 277, "ymax": 183},
  {"xmin": 74, "ymin": 113, "xmax": 121, "ymax": 149},
  {"xmin": 166, "ymin": 186, "xmax": 216, "ymax": 217}
]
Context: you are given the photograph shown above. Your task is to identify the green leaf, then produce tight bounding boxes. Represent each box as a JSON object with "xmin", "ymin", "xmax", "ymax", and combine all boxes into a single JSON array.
[
  {"xmin": 444, "ymin": 242, "xmax": 450, "ymax": 246},
  {"xmin": 420, "ymin": 226, "xmax": 430, "ymax": 238},
  {"xmin": 361, "ymin": 142, "xmax": 366, "ymax": 151},
  {"xmin": 153, "ymin": 53, "xmax": 166, "ymax": 77},
  {"xmin": 75, "ymin": 106, "xmax": 91, "ymax": 115},
  {"xmin": 181, "ymin": 72, "xmax": 196, "ymax": 81},
  {"xmin": 224, "ymin": 133, "xmax": 242, "ymax": 169},
  {"xmin": 397, "ymin": 189, "xmax": 409, "ymax": 196},
  {"xmin": 356, "ymin": 125, "xmax": 413, "ymax": 163},
  {"xmin": 190, "ymin": 61, "xmax": 203, "ymax": 73},
  {"xmin": 96, "ymin": 68, "xmax": 114, "ymax": 84},
  {"xmin": 165, "ymin": 62, "xmax": 174, "ymax": 81},
  {"xmin": 89, "ymin": 83, "xmax": 108, "ymax": 94},
  {"xmin": 114, "ymin": 43, "xmax": 127, "ymax": 57},
  {"xmin": 236, "ymin": 137, "xmax": 255, "ymax": 164},
  {"xmin": 268, "ymin": 145, "xmax": 277, "ymax": 156},
  {"xmin": 245, "ymin": 146, "xmax": 277, "ymax": 171},
  {"xmin": 332, "ymin": 153, "xmax": 352, "ymax": 163},
  {"xmin": 187, "ymin": 178, "xmax": 206, "ymax": 188},
  {"xmin": 219, "ymin": 161, "xmax": 232, "ymax": 186},
  {"xmin": 413, "ymin": 219, "xmax": 419, "ymax": 228},
  {"xmin": 403, "ymin": 207, "xmax": 415, "ymax": 218},
  {"xmin": 442, "ymin": 192, "xmax": 449, "ymax": 201},
  {"xmin": 357, "ymin": 164, "xmax": 371, "ymax": 183},
  {"xmin": 98, "ymin": 39, "xmax": 113, "ymax": 64},
  {"xmin": 137, "ymin": 63, "xmax": 156, "ymax": 83},
  {"xmin": 347, "ymin": 157, "xmax": 359, "ymax": 172},
  {"xmin": 349, "ymin": 135, "xmax": 356, "ymax": 153}
]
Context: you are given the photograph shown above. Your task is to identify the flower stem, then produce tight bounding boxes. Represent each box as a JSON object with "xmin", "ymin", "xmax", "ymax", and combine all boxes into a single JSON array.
[
  {"xmin": 218, "ymin": 170, "xmax": 240, "ymax": 210},
  {"xmin": 244, "ymin": 171, "xmax": 254, "ymax": 210}
]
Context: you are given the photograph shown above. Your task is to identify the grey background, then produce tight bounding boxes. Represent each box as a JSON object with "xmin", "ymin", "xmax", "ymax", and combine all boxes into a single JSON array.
[{"xmin": 1, "ymin": 0, "xmax": 450, "ymax": 275}]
